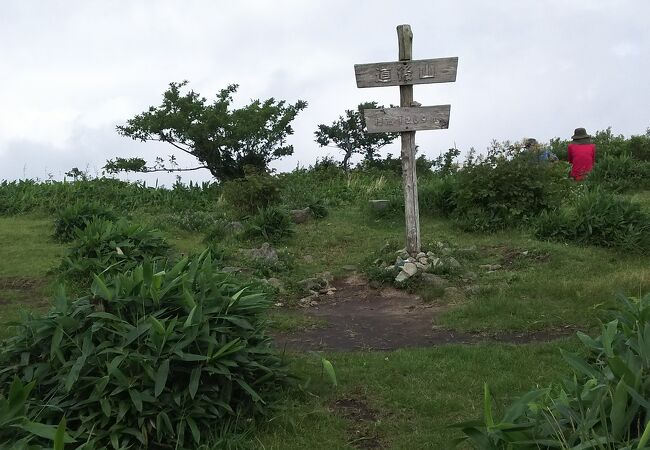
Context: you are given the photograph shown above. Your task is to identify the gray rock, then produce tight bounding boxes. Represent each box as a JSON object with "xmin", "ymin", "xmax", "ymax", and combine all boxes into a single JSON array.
[
  {"xmin": 395, "ymin": 271, "xmax": 410, "ymax": 283},
  {"xmin": 395, "ymin": 257, "xmax": 405, "ymax": 267},
  {"xmin": 418, "ymin": 257, "xmax": 429, "ymax": 265},
  {"xmin": 407, "ymin": 257, "xmax": 416, "ymax": 263},
  {"xmin": 319, "ymin": 271, "xmax": 334, "ymax": 282},
  {"xmin": 247, "ymin": 242, "xmax": 279, "ymax": 264},
  {"xmin": 463, "ymin": 271, "xmax": 478, "ymax": 281},
  {"xmin": 266, "ymin": 277, "xmax": 283, "ymax": 289},
  {"xmin": 298, "ymin": 277, "xmax": 326, "ymax": 292},
  {"xmin": 290, "ymin": 207, "xmax": 312, "ymax": 224},
  {"xmin": 463, "ymin": 284, "xmax": 481, "ymax": 295},
  {"xmin": 403, "ymin": 262, "xmax": 418, "ymax": 276},
  {"xmin": 426, "ymin": 251, "xmax": 436, "ymax": 258},
  {"xmin": 416, "ymin": 252, "xmax": 426, "ymax": 259},
  {"xmin": 443, "ymin": 256, "xmax": 461, "ymax": 271},
  {"xmin": 415, "ymin": 262, "xmax": 431, "ymax": 271},
  {"xmin": 226, "ymin": 221, "xmax": 244, "ymax": 233},
  {"xmin": 370, "ymin": 199, "xmax": 390, "ymax": 211},
  {"xmin": 421, "ymin": 273, "xmax": 448, "ymax": 288}
]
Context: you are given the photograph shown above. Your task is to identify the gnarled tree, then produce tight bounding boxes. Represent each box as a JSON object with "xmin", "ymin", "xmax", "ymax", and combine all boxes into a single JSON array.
[
  {"xmin": 107, "ymin": 81, "xmax": 307, "ymax": 180},
  {"xmin": 314, "ymin": 102, "xmax": 398, "ymax": 170}
]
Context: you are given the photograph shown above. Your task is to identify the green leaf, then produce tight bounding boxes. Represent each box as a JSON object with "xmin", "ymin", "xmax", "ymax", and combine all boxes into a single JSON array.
[
  {"xmin": 321, "ymin": 357, "xmax": 337, "ymax": 387},
  {"xmin": 20, "ymin": 421, "xmax": 75, "ymax": 443},
  {"xmin": 54, "ymin": 416, "xmax": 66, "ymax": 450},
  {"xmin": 65, "ymin": 352, "xmax": 88, "ymax": 392},
  {"xmin": 129, "ymin": 389, "xmax": 143, "ymax": 412},
  {"xmin": 483, "ymin": 383, "xmax": 494, "ymax": 428},
  {"xmin": 91, "ymin": 274, "xmax": 113, "ymax": 301},
  {"xmin": 186, "ymin": 416, "xmax": 200, "ymax": 444},
  {"xmin": 611, "ymin": 378, "xmax": 629, "ymax": 440},
  {"xmin": 154, "ymin": 359, "xmax": 170, "ymax": 398},
  {"xmin": 189, "ymin": 367, "xmax": 201, "ymax": 399},
  {"xmin": 100, "ymin": 398, "xmax": 111, "ymax": 418}
]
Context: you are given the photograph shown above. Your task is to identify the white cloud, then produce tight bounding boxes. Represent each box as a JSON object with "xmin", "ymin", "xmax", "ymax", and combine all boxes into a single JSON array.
[{"xmin": 1, "ymin": 0, "xmax": 649, "ymax": 182}]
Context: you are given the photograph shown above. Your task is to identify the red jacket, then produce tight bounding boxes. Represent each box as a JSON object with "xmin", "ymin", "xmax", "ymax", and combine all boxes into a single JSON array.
[{"xmin": 568, "ymin": 143, "xmax": 595, "ymax": 180}]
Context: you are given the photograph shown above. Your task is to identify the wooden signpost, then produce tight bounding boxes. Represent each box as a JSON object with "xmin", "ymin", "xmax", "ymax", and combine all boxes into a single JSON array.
[{"xmin": 354, "ymin": 24, "xmax": 458, "ymax": 255}]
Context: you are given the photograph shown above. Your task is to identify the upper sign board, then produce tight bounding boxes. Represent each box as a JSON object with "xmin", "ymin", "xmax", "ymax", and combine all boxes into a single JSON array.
[{"xmin": 354, "ymin": 57, "xmax": 458, "ymax": 88}]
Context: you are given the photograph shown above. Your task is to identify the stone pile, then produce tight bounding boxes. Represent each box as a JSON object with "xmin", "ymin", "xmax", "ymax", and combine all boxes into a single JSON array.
[{"xmin": 385, "ymin": 245, "xmax": 461, "ymax": 283}]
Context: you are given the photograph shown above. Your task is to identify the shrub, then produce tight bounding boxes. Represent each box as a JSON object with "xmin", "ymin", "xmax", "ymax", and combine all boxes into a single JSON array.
[
  {"xmin": 586, "ymin": 154, "xmax": 650, "ymax": 192},
  {"xmin": 221, "ymin": 171, "xmax": 281, "ymax": 215},
  {"xmin": 0, "ymin": 253, "xmax": 289, "ymax": 449},
  {"xmin": 452, "ymin": 143, "xmax": 567, "ymax": 231},
  {"xmin": 245, "ymin": 206, "xmax": 294, "ymax": 241},
  {"xmin": 453, "ymin": 293, "xmax": 650, "ymax": 449},
  {"xmin": 53, "ymin": 202, "xmax": 116, "ymax": 242},
  {"xmin": 59, "ymin": 218, "xmax": 170, "ymax": 280},
  {"xmin": 534, "ymin": 188, "xmax": 650, "ymax": 251},
  {"xmin": 418, "ymin": 176, "xmax": 457, "ymax": 217},
  {"xmin": 306, "ymin": 198, "xmax": 329, "ymax": 219}
]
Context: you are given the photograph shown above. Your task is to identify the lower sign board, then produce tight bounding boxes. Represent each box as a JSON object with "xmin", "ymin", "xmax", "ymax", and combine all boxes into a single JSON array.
[{"xmin": 364, "ymin": 105, "xmax": 451, "ymax": 133}]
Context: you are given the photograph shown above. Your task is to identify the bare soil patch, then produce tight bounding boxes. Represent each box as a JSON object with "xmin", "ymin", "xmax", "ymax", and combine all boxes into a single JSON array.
[
  {"xmin": 0, "ymin": 277, "xmax": 49, "ymax": 307},
  {"xmin": 331, "ymin": 394, "xmax": 384, "ymax": 449},
  {"xmin": 273, "ymin": 275, "xmax": 575, "ymax": 351}
]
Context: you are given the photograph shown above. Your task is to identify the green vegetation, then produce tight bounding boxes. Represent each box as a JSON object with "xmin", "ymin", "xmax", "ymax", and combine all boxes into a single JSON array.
[
  {"xmin": 1, "ymin": 127, "xmax": 650, "ymax": 448},
  {"xmin": 107, "ymin": 81, "xmax": 307, "ymax": 181}
]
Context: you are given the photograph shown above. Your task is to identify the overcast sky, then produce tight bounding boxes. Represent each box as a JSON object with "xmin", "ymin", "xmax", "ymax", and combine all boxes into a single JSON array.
[{"xmin": 1, "ymin": 0, "xmax": 649, "ymax": 184}]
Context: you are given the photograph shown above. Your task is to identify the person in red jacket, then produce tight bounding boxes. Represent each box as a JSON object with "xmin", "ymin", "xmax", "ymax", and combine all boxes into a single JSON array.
[{"xmin": 567, "ymin": 127, "xmax": 596, "ymax": 180}]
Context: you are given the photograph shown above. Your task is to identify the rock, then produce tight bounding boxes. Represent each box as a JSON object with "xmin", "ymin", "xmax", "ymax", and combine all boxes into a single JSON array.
[
  {"xmin": 303, "ymin": 254, "xmax": 314, "ymax": 263},
  {"xmin": 443, "ymin": 256, "xmax": 461, "ymax": 271},
  {"xmin": 407, "ymin": 257, "xmax": 416, "ymax": 263},
  {"xmin": 415, "ymin": 262, "xmax": 430, "ymax": 271},
  {"xmin": 403, "ymin": 262, "xmax": 418, "ymax": 276},
  {"xmin": 479, "ymin": 264, "xmax": 502, "ymax": 271},
  {"xmin": 299, "ymin": 295, "xmax": 318, "ymax": 307},
  {"xmin": 395, "ymin": 257, "xmax": 405, "ymax": 267},
  {"xmin": 444, "ymin": 287, "xmax": 466, "ymax": 302},
  {"xmin": 274, "ymin": 302, "xmax": 284, "ymax": 307},
  {"xmin": 342, "ymin": 264, "xmax": 357, "ymax": 271},
  {"xmin": 463, "ymin": 271, "xmax": 478, "ymax": 281},
  {"xmin": 418, "ymin": 257, "xmax": 429, "ymax": 265},
  {"xmin": 247, "ymin": 243, "xmax": 278, "ymax": 264},
  {"xmin": 370, "ymin": 199, "xmax": 390, "ymax": 211},
  {"xmin": 416, "ymin": 252, "xmax": 426, "ymax": 259},
  {"xmin": 426, "ymin": 251, "xmax": 436, "ymax": 258},
  {"xmin": 266, "ymin": 277, "xmax": 283, "ymax": 289},
  {"xmin": 298, "ymin": 277, "xmax": 326, "ymax": 292},
  {"xmin": 395, "ymin": 271, "xmax": 410, "ymax": 283},
  {"xmin": 290, "ymin": 208, "xmax": 312, "ymax": 224},
  {"xmin": 463, "ymin": 284, "xmax": 481, "ymax": 295},
  {"xmin": 319, "ymin": 271, "xmax": 334, "ymax": 282},
  {"xmin": 226, "ymin": 221, "xmax": 244, "ymax": 233},
  {"xmin": 421, "ymin": 273, "xmax": 448, "ymax": 288},
  {"xmin": 430, "ymin": 257, "xmax": 442, "ymax": 269}
]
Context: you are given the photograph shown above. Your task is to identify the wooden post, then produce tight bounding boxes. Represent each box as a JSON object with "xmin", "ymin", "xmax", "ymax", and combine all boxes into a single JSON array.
[{"xmin": 397, "ymin": 24, "xmax": 421, "ymax": 255}]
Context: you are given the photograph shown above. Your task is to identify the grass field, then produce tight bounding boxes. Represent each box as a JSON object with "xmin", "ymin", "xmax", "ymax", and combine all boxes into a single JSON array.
[{"xmin": 2, "ymin": 189, "xmax": 648, "ymax": 448}]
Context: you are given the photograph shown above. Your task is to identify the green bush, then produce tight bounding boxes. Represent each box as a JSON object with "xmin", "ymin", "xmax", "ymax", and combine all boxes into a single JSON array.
[
  {"xmin": 418, "ymin": 176, "xmax": 457, "ymax": 217},
  {"xmin": 53, "ymin": 202, "xmax": 116, "ymax": 242},
  {"xmin": 59, "ymin": 218, "xmax": 170, "ymax": 280},
  {"xmin": 452, "ymin": 143, "xmax": 567, "ymax": 231},
  {"xmin": 586, "ymin": 154, "xmax": 650, "ymax": 192},
  {"xmin": 453, "ymin": 293, "xmax": 650, "ymax": 449},
  {"xmin": 245, "ymin": 207, "xmax": 294, "ymax": 242},
  {"xmin": 221, "ymin": 172, "xmax": 281, "ymax": 215},
  {"xmin": 534, "ymin": 188, "xmax": 650, "ymax": 251},
  {"xmin": 0, "ymin": 252, "xmax": 289, "ymax": 449}
]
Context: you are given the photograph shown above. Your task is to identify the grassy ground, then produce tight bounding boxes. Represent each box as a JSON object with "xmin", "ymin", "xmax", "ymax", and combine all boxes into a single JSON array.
[{"xmin": 0, "ymin": 194, "xmax": 648, "ymax": 447}]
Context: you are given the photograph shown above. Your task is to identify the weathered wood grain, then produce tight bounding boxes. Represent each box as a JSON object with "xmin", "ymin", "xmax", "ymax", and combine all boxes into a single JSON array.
[
  {"xmin": 397, "ymin": 24, "xmax": 420, "ymax": 255},
  {"xmin": 364, "ymin": 105, "xmax": 451, "ymax": 133},
  {"xmin": 354, "ymin": 57, "xmax": 458, "ymax": 88}
]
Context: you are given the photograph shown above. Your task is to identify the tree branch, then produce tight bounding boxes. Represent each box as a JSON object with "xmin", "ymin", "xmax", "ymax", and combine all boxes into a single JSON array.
[{"xmin": 141, "ymin": 166, "xmax": 209, "ymax": 173}]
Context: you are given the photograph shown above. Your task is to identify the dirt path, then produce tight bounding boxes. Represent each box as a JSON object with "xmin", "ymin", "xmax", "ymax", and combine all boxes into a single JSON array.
[{"xmin": 272, "ymin": 275, "xmax": 576, "ymax": 352}]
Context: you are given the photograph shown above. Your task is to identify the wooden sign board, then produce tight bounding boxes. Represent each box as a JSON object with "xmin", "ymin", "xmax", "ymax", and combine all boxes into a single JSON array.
[
  {"xmin": 354, "ymin": 57, "xmax": 458, "ymax": 88},
  {"xmin": 364, "ymin": 105, "xmax": 451, "ymax": 133}
]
